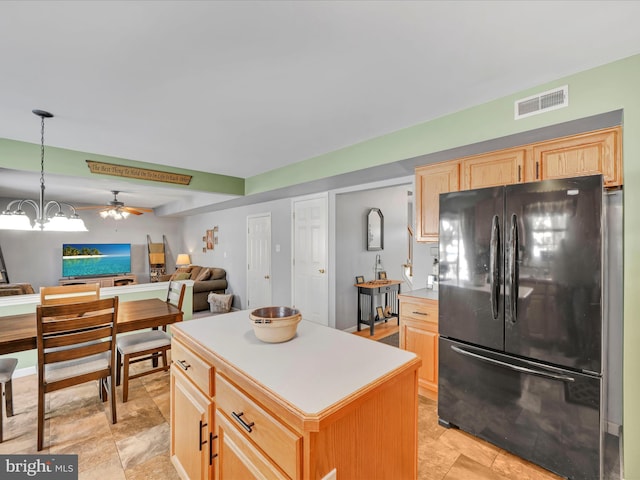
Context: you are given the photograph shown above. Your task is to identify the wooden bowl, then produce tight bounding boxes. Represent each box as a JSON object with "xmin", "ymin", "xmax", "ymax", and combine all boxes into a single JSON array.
[{"xmin": 249, "ymin": 307, "xmax": 302, "ymax": 343}]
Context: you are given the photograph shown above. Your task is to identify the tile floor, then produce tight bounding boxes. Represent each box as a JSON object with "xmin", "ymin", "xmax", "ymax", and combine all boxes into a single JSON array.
[{"xmin": 0, "ymin": 365, "xmax": 570, "ymax": 480}]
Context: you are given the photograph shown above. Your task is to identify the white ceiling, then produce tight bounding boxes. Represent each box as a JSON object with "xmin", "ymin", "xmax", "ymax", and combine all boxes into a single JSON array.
[{"xmin": 1, "ymin": 1, "xmax": 640, "ymax": 213}]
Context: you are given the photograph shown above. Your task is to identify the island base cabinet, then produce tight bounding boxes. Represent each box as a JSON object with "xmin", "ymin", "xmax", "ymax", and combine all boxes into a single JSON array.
[
  {"xmin": 215, "ymin": 411, "xmax": 289, "ymax": 480},
  {"xmin": 171, "ymin": 369, "xmax": 214, "ymax": 480},
  {"xmin": 302, "ymin": 368, "xmax": 419, "ymax": 480}
]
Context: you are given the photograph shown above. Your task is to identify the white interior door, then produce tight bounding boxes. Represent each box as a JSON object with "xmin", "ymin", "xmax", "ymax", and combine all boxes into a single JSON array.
[
  {"xmin": 292, "ymin": 194, "xmax": 328, "ymax": 326},
  {"xmin": 247, "ymin": 213, "xmax": 272, "ymax": 309}
]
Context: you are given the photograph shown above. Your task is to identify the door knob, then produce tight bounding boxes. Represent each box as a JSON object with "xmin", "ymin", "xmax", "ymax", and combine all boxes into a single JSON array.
[
  {"xmin": 319, "ymin": 269, "xmax": 325, "ymax": 273},
  {"xmin": 264, "ymin": 275, "xmax": 270, "ymax": 279}
]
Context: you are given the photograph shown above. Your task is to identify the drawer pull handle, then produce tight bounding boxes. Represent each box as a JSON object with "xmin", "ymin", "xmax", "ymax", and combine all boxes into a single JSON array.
[
  {"xmin": 199, "ymin": 420, "xmax": 208, "ymax": 450},
  {"xmin": 232, "ymin": 411, "xmax": 255, "ymax": 433},
  {"xmin": 177, "ymin": 360, "xmax": 191, "ymax": 371},
  {"xmin": 209, "ymin": 433, "xmax": 218, "ymax": 464},
  {"xmin": 412, "ymin": 311, "xmax": 429, "ymax": 315}
]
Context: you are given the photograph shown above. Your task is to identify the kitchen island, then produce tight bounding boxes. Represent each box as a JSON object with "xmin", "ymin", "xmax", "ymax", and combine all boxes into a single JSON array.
[{"xmin": 170, "ymin": 309, "xmax": 421, "ymax": 480}]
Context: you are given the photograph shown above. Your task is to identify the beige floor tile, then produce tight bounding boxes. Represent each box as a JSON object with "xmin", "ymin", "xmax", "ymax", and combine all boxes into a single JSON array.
[
  {"xmin": 115, "ymin": 422, "xmax": 171, "ymax": 470},
  {"xmin": 124, "ymin": 453, "xmax": 182, "ymax": 480},
  {"xmin": 438, "ymin": 428, "xmax": 501, "ymax": 468},
  {"xmin": 54, "ymin": 432, "xmax": 120, "ymax": 474},
  {"xmin": 419, "ymin": 436, "xmax": 460, "ymax": 480},
  {"xmin": 79, "ymin": 455, "xmax": 127, "ymax": 480},
  {"xmin": 151, "ymin": 389, "xmax": 171, "ymax": 423},
  {"xmin": 444, "ymin": 454, "xmax": 511, "ymax": 480},
  {"xmin": 491, "ymin": 451, "xmax": 563, "ymax": 480},
  {"xmin": 109, "ymin": 402, "xmax": 167, "ymax": 442},
  {"xmin": 49, "ymin": 410, "xmax": 113, "ymax": 452}
]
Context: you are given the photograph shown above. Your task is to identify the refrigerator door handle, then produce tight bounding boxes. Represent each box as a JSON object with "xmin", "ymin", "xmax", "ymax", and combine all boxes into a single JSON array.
[
  {"xmin": 451, "ymin": 345, "xmax": 576, "ymax": 383},
  {"xmin": 508, "ymin": 214, "xmax": 519, "ymax": 322},
  {"xmin": 489, "ymin": 215, "xmax": 500, "ymax": 319}
]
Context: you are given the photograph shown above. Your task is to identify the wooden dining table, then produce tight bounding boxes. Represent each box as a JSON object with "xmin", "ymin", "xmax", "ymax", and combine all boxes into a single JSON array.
[{"xmin": 0, "ymin": 297, "xmax": 184, "ymax": 355}]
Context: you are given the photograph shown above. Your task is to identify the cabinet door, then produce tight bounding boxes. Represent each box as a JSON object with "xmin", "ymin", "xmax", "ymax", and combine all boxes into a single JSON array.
[
  {"xmin": 399, "ymin": 298, "xmax": 438, "ymax": 397},
  {"xmin": 531, "ymin": 127, "xmax": 622, "ymax": 186},
  {"xmin": 215, "ymin": 411, "xmax": 289, "ymax": 480},
  {"xmin": 461, "ymin": 147, "xmax": 526, "ymax": 190},
  {"xmin": 415, "ymin": 162, "xmax": 460, "ymax": 242},
  {"xmin": 401, "ymin": 318, "xmax": 438, "ymax": 397},
  {"xmin": 171, "ymin": 370, "xmax": 214, "ymax": 480}
]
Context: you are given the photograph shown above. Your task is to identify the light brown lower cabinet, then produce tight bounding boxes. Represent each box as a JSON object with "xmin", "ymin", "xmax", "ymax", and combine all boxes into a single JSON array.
[
  {"xmin": 170, "ymin": 327, "xmax": 420, "ymax": 480},
  {"xmin": 399, "ymin": 295, "xmax": 439, "ymax": 399},
  {"xmin": 170, "ymin": 342, "xmax": 215, "ymax": 480}
]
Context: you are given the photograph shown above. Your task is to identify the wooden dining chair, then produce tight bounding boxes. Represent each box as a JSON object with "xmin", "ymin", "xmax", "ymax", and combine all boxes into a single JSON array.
[
  {"xmin": 36, "ymin": 297, "xmax": 119, "ymax": 451},
  {"xmin": 116, "ymin": 281, "xmax": 185, "ymax": 402},
  {"xmin": 40, "ymin": 283, "xmax": 100, "ymax": 305},
  {"xmin": 0, "ymin": 357, "xmax": 17, "ymax": 443}
]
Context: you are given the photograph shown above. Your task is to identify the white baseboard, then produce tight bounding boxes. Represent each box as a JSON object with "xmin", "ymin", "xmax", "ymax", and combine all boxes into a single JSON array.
[{"xmin": 14, "ymin": 366, "xmax": 36, "ymax": 378}]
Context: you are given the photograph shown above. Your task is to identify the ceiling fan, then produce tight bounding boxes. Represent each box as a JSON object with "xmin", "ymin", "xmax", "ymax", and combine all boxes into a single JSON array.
[{"xmin": 76, "ymin": 190, "xmax": 153, "ymax": 219}]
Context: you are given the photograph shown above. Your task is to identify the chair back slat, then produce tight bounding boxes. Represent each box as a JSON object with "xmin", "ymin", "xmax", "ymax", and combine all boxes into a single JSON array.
[
  {"xmin": 44, "ymin": 338, "xmax": 111, "ymax": 364},
  {"xmin": 167, "ymin": 281, "xmax": 186, "ymax": 310},
  {"xmin": 40, "ymin": 311, "xmax": 115, "ymax": 335},
  {"xmin": 43, "ymin": 325, "xmax": 113, "ymax": 350},
  {"xmin": 40, "ymin": 283, "xmax": 100, "ymax": 306}
]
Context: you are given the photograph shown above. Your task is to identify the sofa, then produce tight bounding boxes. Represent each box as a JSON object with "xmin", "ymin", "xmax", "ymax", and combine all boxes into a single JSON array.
[
  {"xmin": 0, "ymin": 283, "xmax": 35, "ymax": 297},
  {"xmin": 161, "ymin": 266, "xmax": 228, "ymax": 312}
]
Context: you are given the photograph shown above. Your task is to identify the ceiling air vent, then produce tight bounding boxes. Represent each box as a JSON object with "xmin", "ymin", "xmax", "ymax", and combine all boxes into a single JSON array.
[{"xmin": 515, "ymin": 85, "xmax": 568, "ymax": 120}]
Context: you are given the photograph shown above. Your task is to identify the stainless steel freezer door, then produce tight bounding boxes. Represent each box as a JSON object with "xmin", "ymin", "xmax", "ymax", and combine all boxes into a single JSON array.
[
  {"xmin": 504, "ymin": 175, "xmax": 603, "ymax": 373},
  {"xmin": 438, "ymin": 337, "xmax": 602, "ymax": 480},
  {"xmin": 439, "ymin": 186, "xmax": 504, "ymax": 351}
]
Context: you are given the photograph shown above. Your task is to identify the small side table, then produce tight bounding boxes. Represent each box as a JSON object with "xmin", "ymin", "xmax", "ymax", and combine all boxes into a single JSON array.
[{"xmin": 355, "ymin": 280, "xmax": 402, "ymax": 336}]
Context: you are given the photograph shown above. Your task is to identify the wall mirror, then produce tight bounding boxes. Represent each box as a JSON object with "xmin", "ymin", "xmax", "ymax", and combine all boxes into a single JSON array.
[{"xmin": 366, "ymin": 208, "xmax": 384, "ymax": 251}]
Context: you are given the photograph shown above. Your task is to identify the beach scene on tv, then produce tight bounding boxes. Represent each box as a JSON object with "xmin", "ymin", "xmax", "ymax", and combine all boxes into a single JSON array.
[{"xmin": 62, "ymin": 243, "xmax": 131, "ymax": 277}]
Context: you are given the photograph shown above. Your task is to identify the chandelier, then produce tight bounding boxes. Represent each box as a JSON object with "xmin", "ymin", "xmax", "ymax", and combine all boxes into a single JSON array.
[{"xmin": 0, "ymin": 110, "xmax": 88, "ymax": 232}]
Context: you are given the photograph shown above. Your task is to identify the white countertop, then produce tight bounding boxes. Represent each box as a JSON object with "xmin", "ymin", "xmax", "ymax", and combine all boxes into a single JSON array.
[
  {"xmin": 400, "ymin": 288, "xmax": 439, "ymax": 301},
  {"xmin": 173, "ymin": 310, "xmax": 417, "ymax": 414}
]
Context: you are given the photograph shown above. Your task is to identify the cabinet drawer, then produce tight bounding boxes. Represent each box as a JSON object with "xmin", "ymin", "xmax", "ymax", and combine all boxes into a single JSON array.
[
  {"xmin": 379, "ymin": 284, "xmax": 399, "ymax": 293},
  {"xmin": 400, "ymin": 299, "xmax": 438, "ymax": 324},
  {"xmin": 216, "ymin": 410, "xmax": 290, "ymax": 480},
  {"xmin": 216, "ymin": 374, "xmax": 301, "ymax": 480},
  {"xmin": 171, "ymin": 339, "xmax": 214, "ymax": 397}
]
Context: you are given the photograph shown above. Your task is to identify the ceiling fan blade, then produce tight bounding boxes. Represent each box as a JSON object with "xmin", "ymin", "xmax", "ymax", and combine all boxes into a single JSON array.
[{"xmin": 123, "ymin": 206, "xmax": 153, "ymax": 214}]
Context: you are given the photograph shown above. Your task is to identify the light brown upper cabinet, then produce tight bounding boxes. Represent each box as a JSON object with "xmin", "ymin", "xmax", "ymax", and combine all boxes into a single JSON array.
[
  {"xmin": 461, "ymin": 147, "xmax": 527, "ymax": 190},
  {"xmin": 529, "ymin": 127, "xmax": 622, "ymax": 187},
  {"xmin": 415, "ymin": 161, "xmax": 460, "ymax": 242},
  {"xmin": 415, "ymin": 126, "xmax": 622, "ymax": 243}
]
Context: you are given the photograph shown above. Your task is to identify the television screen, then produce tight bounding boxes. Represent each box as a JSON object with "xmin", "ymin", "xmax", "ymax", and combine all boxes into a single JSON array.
[{"xmin": 62, "ymin": 243, "xmax": 131, "ymax": 278}]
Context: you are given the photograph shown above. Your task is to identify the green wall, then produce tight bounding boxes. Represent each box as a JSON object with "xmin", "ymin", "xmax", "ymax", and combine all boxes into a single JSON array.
[{"xmin": 245, "ymin": 54, "xmax": 640, "ymax": 478}]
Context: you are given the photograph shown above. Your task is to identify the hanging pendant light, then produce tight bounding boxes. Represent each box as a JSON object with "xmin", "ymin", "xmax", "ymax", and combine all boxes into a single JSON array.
[{"xmin": 0, "ymin": 110, "xmax": 88, "ymax": 232}]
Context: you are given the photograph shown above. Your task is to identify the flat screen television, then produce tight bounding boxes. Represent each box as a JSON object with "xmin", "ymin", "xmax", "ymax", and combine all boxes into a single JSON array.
[{"xmin": 62, "ymin": 243, "xmax": 131, "ymax": 278}]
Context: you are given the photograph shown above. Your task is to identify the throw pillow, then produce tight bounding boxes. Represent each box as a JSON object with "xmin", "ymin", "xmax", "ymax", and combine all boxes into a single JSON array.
[
  {"xmin": 171, "ymin": 272, "xmax": 192, "ymax": 281},
  {"xmin": 194, "ymin": 268, "xmax": 211, "ymax": 282},
  {"xmin": 208, "ymin": 293, "xmax": 233, "ymax": 313}
]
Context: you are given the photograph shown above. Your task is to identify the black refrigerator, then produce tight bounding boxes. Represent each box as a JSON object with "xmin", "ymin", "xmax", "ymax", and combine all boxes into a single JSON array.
[{"xmin": 438, "ymin": 175, "xmax": 605, "ymax": 480}]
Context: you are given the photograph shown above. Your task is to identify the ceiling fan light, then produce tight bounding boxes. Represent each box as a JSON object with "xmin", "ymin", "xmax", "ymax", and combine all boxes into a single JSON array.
[
  {"xmin": 121, "ymin": 211, "xmax": 130, "ymax": 218},
  {"xmin": 100, "ymin": 210, "xmax": 109, "ymax": 218}
]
